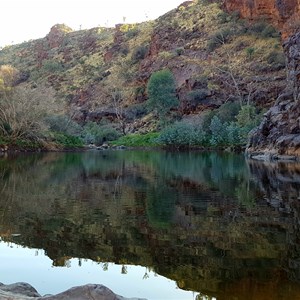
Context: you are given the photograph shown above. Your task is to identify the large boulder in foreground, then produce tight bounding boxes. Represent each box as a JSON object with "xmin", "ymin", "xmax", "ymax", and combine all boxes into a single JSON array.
[
  {"xmin": 0, "ymin": 282, "xmax": 146, "ymax": 300},
  {"xmin": 246, "ymin": 31, "xmax": 300, "ymax": 160}
]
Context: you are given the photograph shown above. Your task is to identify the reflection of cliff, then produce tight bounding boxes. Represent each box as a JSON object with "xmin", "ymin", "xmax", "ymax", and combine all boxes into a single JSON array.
[
  {"xmin": 248, "ymin": 159, "xmax": 300, "ymax": 283},
  {"xmin": 1, "ymin": 152, "xmax": 300, "ymax": 299}
]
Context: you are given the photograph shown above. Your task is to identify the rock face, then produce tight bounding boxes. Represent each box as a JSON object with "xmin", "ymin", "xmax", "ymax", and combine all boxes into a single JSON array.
[
  {"xmin": 224, "ymin": 0, "xmax": 300, "ymax": 39},
  {"xmin": 0, "ymin": 282, "xmax": 146, "ymax": 300},
  {"xmin": 246, "ymin": 31, "xmax": 300, "ymax": 159}
]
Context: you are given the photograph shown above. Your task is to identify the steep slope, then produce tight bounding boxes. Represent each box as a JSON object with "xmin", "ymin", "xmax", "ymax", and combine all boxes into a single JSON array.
[
  {"xmin": 0, "ymin": 0, "xmax": 286, "ymax": 134},
  {"xmin": 246, "ymin": 31, "xmax": 300, "ymax": 159}
]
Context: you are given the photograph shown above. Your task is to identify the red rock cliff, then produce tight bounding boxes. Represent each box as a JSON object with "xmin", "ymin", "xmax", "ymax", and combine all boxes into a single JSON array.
[{"xmin": 224, "ymin": 0, "xmax": 300, "ymax": 39}]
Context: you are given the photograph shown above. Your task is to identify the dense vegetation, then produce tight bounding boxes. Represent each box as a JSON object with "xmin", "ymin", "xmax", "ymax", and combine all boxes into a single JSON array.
[{"xmin": 0, "ymin": 0, "xmax": 286, "ymax": 151}]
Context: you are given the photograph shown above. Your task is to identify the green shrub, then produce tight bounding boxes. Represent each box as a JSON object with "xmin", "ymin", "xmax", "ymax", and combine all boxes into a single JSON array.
[
  {"xmin": 249, "ymin": 21, "xmax": 279, "ymax": 38},
  {"xmin": 245, "ymin": 47, "xmax": 255, "ymax": 58},
  {"xmin": 46, "ymin": 115, "xmax": 82, "ymax": 136},
  {"xmin": 42, "ymin": 60, "xmax": 64, "ymax": 73},
  {"xmin": 216, "ymin": 102, "xmax": 241, "ymax": 123},
  {"xmin": 112, "ymin": 132, "xmax": 160, "ymax": 147},
  {"xmin": 267, "ymin": 51, "xmax": 285, "ymax": 69},
  {"xmin": 175, "ymin": 47, "xmax": 184, "ymax": 56},
  {"xmin": 157, "ymin": 122, "xmax": 208, "ymax": 147},
  {"xmin": 54, "ymin": 133, "xmax": 84, "ymax": 148},
  {"xmin": 218, "ymin": 10, "xmax": 240, "ymax": 24},
  {"xmin": 126, "ymin": 27, "xmax": 139, "ymax": 39},
  {"xmin": 132, "ymin": 45, "xmax": 148, "ymax": 62},
  {"xmin": 209, "ymin": 116, "xmax": 228, "ymax": 145},
  {"xmin": 226, "ymin": 122, "xmax": 243, "ymax": 145},
  {"xmin": 147, "ymin": 69, "xmax": 179, "ymax": 124},
  {"xmin": 125, "ymin": 103, "xmax": 148, "ymax": 120},
  {"xmin": 207, "ymin": 28, "xmax": 232, "ymax": 51},
  {"xmin": 261, "ymin": 25, "xmax": 280, "ymax": 38},
  {"xmin": 82, "ymin": 122, "xmax": 121, "ymax": 145},
  {"xmin": 187, "ymin": 89, "xmax": 209, "ymax": 107}
]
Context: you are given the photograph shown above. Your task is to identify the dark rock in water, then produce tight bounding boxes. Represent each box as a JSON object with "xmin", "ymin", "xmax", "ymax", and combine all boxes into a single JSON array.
[
  {"xmin": 0, "ymin": 282, "xmax": 147, "ymax": 300},
  {"xmin": 246, "ymin": 31, "xmax": 300, "ymax": 160}
]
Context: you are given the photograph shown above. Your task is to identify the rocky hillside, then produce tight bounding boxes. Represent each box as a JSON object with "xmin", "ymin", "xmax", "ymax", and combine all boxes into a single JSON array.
[
  {"xmin": 0, "ymin": 0, "xmax": 286, "ymax": 134},
  {"xmin": 225, "ymin": 0, "xmax": 300, "ymax": 40},
  {"xmin": 246, "ymin": 31, "xmax": 300, "ymax": 159}
]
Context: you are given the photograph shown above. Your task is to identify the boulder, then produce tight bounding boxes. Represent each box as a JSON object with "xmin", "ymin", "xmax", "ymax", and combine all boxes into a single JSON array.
[{"xmin": 0, "ymin": 283, "xmax": 147, "ymax": 300}]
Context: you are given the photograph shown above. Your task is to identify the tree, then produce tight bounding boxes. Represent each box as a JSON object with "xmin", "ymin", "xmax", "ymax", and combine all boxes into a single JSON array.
[
  {"xmin": 0, "ymin": 84, "xmax": 61, "ymax": 139},
  {"xmin": 209, "ymin": 115, "xmax": 227, "ymax": 145},
  {"xmin": 147, "ymin": 69, "xmax": 178, "ymax": 125}
]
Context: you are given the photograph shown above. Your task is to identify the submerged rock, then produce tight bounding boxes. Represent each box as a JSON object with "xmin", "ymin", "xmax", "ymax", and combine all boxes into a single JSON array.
[{"xmin": 0, "ymin": 282, "xmax": 147, "ymax": 300}]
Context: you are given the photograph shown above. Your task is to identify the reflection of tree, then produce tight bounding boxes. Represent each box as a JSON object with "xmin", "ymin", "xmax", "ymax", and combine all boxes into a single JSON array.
[
  {"xmin": 121, "ymin": 265, "xmax": 127, "ymax": 274},
  {"xmin": 196, "ymin": 294, "xmax": 214, "ymax": 300},
  {"xmin": 235, "ymin": 181, "xmax": 257, "ymax": 208},
  {"xmin": 146, "ymin": 186, "xmax": 175, "ymax": 228}
]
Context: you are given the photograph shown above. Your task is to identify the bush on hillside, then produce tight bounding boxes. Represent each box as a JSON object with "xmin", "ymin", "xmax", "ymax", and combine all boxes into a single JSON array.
[
  {"xmin": 132, "ymin": 45, "xmax": 148, "ymax": 62},
  {"xmin": 82, "ymin": 122, "xmax": 121, "ymax": 145},
  {"xmin": 147, "ymin": 69, "xmax": 179, "ymax": 125},
  {"xmin": 45, "ymin": 115, "xmax": 82, "ymax": 136}
]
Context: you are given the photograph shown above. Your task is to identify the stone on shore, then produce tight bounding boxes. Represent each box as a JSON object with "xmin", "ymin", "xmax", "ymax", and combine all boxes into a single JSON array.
[{"xmin": 0, "ymin": 282, "xmax": 147, "ymax": 300}]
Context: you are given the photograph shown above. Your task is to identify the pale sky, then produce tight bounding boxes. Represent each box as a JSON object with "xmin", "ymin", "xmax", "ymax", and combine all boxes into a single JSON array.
[{"xmin": 1, "ymin": 0, "xmax": 185, "ymax": 46}]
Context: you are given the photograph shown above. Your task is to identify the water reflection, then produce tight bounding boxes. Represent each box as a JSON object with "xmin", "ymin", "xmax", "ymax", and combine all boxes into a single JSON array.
[{"xmin": 0, "ymin": 151, "xmax": 300, "ymax": 299}]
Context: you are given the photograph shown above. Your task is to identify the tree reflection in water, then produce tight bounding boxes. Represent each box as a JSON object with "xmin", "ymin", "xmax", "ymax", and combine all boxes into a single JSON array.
[{"xmin": 0, "ymin": 151, "xmax": 300, "ymax": 299}]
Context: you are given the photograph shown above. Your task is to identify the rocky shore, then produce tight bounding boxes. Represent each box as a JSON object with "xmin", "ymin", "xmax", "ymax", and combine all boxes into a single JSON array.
[{"xmin": 0, "ymin": 282, "xmax": 146, "ymax": 300}]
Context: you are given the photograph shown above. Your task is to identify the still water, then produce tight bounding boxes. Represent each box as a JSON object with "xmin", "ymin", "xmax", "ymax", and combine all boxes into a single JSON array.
[{"xmin": 0, "ymin": 150, "xmax": 300, "ymax": 299}]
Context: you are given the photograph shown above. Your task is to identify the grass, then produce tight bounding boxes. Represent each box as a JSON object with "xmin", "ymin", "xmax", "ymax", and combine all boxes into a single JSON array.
[{"xmin": 111, "ymin": 132, "xmax": 160, "ymax": 147}]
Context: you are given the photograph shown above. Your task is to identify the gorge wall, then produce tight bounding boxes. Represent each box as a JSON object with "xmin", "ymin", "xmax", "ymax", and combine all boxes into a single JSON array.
[
  {"xmin": 224, "ymin": 0, "xmax": 300, "ymax": 39},
  {"xmin": 246, "ymin": 31, "xmax": 300, "ymax": 159},
  {"xmin": 224, "ymin": 0, "xmax": 300, "ymax": 159}
]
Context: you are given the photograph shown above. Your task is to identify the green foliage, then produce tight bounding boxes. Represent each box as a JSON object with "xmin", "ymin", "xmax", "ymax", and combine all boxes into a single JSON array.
[
  {"xmin": 42, "ymin": 60, "xmax": 64, "ymax": 73},
  {"xmin": 82, "ymin": 122, "xmax": 121, "ymax": 145},
  {"xmin": 218, "ymin": 10, "xmax": 240, "ymax": 24},
  {"xmin": 249, "ymin": 21, "xmax": 279, "ymax": 38},
  {"xmin": 236, "ymin": 104, "xmax": 260, "ymax": 128},
  {"xmin": 54, "ymin": 133, "xmax": 84, "ymax": 148},
  {"xmin": 216, "ymin": 102, "xmax": 241, "ymax": 123},
  {"xmin": 209, "ymin": 116, "xmax": 228, "ymax": 145},
  {"xmin": 226, "ymin": 122, "xmax": 242, "ymax": 145},
  {"xmin": 147, "ymin": 69, "xmax": 179, "ymax": 122},
  {"xmin": 245, "ymin": 47, "xmax": 255, "ymax": 58},
  {"xmin": 267, "ymin": 51, "xmax": 286, "ymax": 69},
  {"xmin": 187, "ymin": 89, "xmax": 209, "ymax": 107},
  {"xmin": 207, "ymin": 28, "xmax": 232, "ymax": 51},
  {"xmin": 202, "ymin": 102, "xmax": 241, "ymax": 132},
  {"xmin": 111, "ymin": 132, "xmax": 160, "ymax": 147},
  {"xmin": 125, "ymin": 102, "xmax": 148, "ymax": 120},
  {"xmin": 45, "ymin": 115, "xmax": 82, "ymax": 136},
  {"xmin": 157, "ymin": 122, "xmax": 208, "ymax": 147},
  {"xmin": 126, "ymin": 27, "xmax": 140, "ymax": 39},
  {"xmin": 132, "ymin": 45, "xmax": 148, "ymax": 62},
  {"xmin": 175, "ymin": 47, "xmax": 184, "ymax": 56}
]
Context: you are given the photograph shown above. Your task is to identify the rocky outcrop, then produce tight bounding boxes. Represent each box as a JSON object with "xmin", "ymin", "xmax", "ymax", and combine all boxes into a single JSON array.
[
  {"xmin": 46, "ymin": 24, "xmax": 73, "ymax": 49},
  {"xmin": 224, "ymin": 0, "xmax": 300, "ymax": 39},
  {"xmin": 0, "ymin": 282, "xmax": 146, "ymax": 300},
  {"xmin": 246, "ymin": 31, "xmax": 300, "ymax": 159}
]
